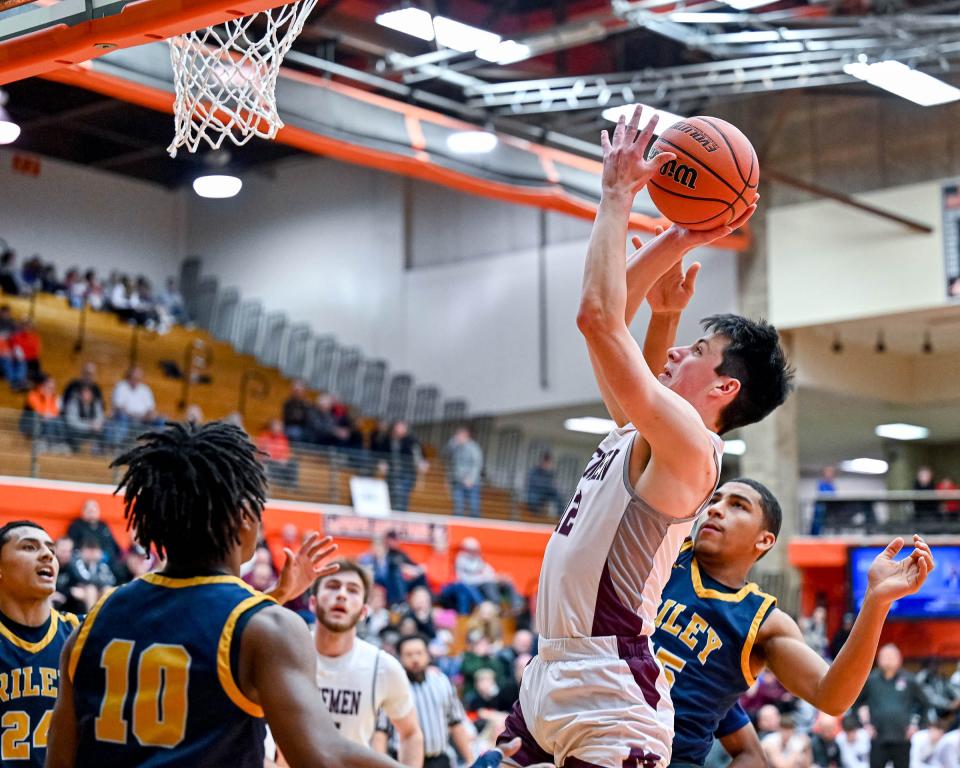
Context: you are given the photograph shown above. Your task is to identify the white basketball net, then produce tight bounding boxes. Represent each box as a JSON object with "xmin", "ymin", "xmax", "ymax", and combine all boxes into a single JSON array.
[{"xmin": 166, "ymin": 0, "xmax": 318, "ymax": 157}]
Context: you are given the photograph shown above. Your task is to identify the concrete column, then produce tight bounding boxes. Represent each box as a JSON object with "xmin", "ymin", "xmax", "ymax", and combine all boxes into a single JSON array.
[{"xmin": 734, "ymin": 210, "xmax": 801, "ymax": 604}]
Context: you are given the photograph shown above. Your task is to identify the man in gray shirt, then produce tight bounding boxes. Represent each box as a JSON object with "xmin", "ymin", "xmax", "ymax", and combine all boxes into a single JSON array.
[
  {"xmin": 445, "ymin": 426, "xmax": 484, "ymax": 517},
  {"xmin": 856, "ymin": 643, "xmax": 930, "ymax": 768}
]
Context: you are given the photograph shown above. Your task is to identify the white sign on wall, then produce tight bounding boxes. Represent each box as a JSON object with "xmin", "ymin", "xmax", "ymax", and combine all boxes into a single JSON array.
[{"xmin": 349, "ymin": 477, "xmax": 391, "ymax": 518}]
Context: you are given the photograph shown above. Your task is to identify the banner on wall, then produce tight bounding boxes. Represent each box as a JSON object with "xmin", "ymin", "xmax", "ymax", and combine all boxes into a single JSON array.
[
  {"xmin": 943, "ymin": 183, "xmax": 960, "ymax": 299},
  {"xmin": 323, "ymin": 513, "xmax": 444, "ymax": 545}
]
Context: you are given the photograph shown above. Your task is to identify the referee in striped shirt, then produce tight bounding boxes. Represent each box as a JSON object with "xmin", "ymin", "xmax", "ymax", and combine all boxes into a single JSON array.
[{"xmin": 386, "ymin": 634, "xmax": 475, "ymax": 768}]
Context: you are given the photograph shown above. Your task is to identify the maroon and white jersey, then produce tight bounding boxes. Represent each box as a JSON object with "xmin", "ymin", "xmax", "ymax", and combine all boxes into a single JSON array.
[{"xmin": 537, "ymin": 423, "xmax": 723, "ymax": 640}]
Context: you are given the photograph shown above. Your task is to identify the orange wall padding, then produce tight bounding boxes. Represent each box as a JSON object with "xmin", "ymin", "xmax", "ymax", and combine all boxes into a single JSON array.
[{"xmin": 0, "ymin": 476, "xmax": 552, "ymax": 597}]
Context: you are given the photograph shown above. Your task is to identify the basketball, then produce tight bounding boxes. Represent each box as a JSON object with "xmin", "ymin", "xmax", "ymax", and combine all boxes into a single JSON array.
[{"xmin": 648, "ymin": 116, "xmax": 759, "ymax": 230}]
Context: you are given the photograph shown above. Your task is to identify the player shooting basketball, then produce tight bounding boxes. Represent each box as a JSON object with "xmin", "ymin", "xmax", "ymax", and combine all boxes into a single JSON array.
[
  {"xmin": 497, "ymin": 108, "xmax": 788, "ymax": 768},
  {"xmin": 629, "ymin": 242, "xmax": 935, "ymax": 768}
]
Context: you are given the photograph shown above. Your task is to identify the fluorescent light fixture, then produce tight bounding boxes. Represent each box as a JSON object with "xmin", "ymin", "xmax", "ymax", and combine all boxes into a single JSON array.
[
  {"xmin": 0, "ymin": 119, "xmax": 19, "ymax": 145},
  {"xmin": 840, "ymin": 458, "xmax": 889, "ymax": 475},
  {"xmin": 723, "ymin": 439, "xmax": 747, "ymax": 456},
  {"xmin": 564, "ymin": 417, "xmax": 618, "ymax": 435},
  {"xmin": 670, "ymin": 12, "xmax": 744, "ymax": 22},
  {"xmin": 874, "ymin": 423, "xmax": 930, "ymax": 441},
  {"xmin": 601, "ymin": 104, "xmax": 685, "ymax": 135},
  {"xmin": 433, "ymin": 16, "xmax": 500, "ymax": 52},
  {"xmin": 375, "ymin": 7, "xmax": 435, "ymax": 41},
  {"xmin": 843, "ymin": 59, "xmax": 960, "ymax": 107},
  {"xmin": 476, "ymin": 40, "xmax": 531, "ymax": 65},
  {"xmin": 446, "ymin": 130, "xmax": 498, "ymax": 154},
  {"xmin": 0, "ymin": 91, "xmax": 19, "ymax": 145},
  {"xmin": 725, "ymin": 0, "xmax": 779, "ymax": 9},
  {"xmin": 193, "ymin": 174, "xmax": 242, "ymax": 199}
]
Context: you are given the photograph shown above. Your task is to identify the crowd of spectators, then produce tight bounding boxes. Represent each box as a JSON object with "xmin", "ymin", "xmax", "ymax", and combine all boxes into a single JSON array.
[
  {"xmin": 708, "ymin": 608, "xmax": 960, "ymax": 768},
  {"xmin": 0, "ymin": 247, "xmax": 189, "ymax": 332},
  {"xmin": 19, "ymin": 361, "xmax": 163, "ymax": 454}
]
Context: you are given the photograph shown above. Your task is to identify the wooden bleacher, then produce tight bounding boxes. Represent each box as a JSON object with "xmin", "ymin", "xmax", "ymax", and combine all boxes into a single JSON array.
[{"xmin": 0, "ymin": 293, "xmax": 540, "ymax": 522}]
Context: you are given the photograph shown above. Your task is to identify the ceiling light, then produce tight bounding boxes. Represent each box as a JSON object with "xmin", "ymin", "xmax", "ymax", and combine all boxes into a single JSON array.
[
  {"xmin": 670, "ymin": 12, "xmax": 745, "ymax": 22},
  {"xmin": 476, "ymin": 40, "xmax": 531, "ymax": 65},
  {"xmin": 193, "ymin": 174, "xmax": 242, "ymax": 199},
  {"xmin": 875, "ymin": 423, "xmax": 930, "ymax": 441},
  {"xmin": 843, "ymin": 59, "xmax": 960, "ymax": 107},
  {"xmin": 564, "ymin": 417, "xmax": 618, "ymax": 435},
  {"xmin": 725, "ymin": 0, "xmax": 779, "ymax": 9},
  {"xmin": 375, "ymin": 7, "xmax": 435, "ymax": 42},
  {"xmin": 723, "ymin": 439, "xmax": 746, "ymax": 456},
  {"xmin": 433, "ymin": 16, "xmax": 500, "ymax": 52},
  {"xmin": 840, "ymin": 458, "xmax": 889, "ymax": 475},
  {"xmin": 0, "ymin": 90, "xmax": 20, "ymax": 146},
  {"xmin": 446, "ymin": 130, "xmax": 498, "ymax": 154},
  {"xmin": 601, "ymin": 104, "xmax": 685, "ymax": 136}
]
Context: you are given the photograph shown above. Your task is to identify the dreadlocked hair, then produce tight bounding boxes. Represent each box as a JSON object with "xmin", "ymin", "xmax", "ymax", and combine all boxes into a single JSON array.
[{"xmin": 110, "ymin": 421, "xmax": 267, "ymax": 565}]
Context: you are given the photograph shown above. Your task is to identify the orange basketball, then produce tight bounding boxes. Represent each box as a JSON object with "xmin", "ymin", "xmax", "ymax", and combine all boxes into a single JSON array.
[{"xmin": 648, "ymin": 116, "xmax": 759, "ymax": 230}]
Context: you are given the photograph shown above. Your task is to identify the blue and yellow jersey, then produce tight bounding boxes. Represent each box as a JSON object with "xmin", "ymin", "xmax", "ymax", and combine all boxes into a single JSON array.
[
  {"xmin": 0, "ymin": 608, "xmax": 80, "ymax": 767},
  {"xmin": 69, "ymin": 573, "xmax": 276, "ymax": 768},
  {"xmin": 653, "ymin": 540, "xmax": 777, "ymax": 767}
]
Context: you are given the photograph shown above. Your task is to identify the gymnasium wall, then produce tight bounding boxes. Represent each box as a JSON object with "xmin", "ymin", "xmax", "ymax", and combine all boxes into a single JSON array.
[
  {"xmin": 0, "ymin": 149, "xmax": 183, "ymax": 285},
  {"xmin": 186, "ymin": 155, "xmax": 739, "ymax": 414},
  {"xmin": 767, "ymin": 179, "xmax": 948, "ymax": 328}
]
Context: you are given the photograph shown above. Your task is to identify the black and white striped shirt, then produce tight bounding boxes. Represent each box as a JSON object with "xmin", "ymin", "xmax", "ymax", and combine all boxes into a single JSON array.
[{"xmin": 379, "ymin": 667, "xmax": 465, "ymax": 758}]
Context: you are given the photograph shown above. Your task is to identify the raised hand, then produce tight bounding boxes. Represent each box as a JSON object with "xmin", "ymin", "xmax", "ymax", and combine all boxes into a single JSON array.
[
  {"xmin": 269, "ymin": 532, "xmax": 339, "ymax": 604},
  {"xmin": 600, "ymin": 106, "xmax": 676, "ymax": 200},
  {"xmin": 866, "ymin": 534, "xmax": 934, "ymax": 605},
  {"xmin": 633, "ymin": 234, "xmax": 701, "ymax": 314}
]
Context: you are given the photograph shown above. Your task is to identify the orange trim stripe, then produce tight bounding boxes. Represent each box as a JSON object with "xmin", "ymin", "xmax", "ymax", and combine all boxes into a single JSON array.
[{"xmin": 217, "ymin": 595, "xmax": 274, "ymax": 718}]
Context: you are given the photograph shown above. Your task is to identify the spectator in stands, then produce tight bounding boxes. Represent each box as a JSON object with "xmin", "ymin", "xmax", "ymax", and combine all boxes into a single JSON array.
[
  {"xmin": 933, "ymin": 722, "xmax": 960, "ymax": 768},
  {"xmin": 762, "ymin": 713, "xmax": 813, "ymax": 768},
  {"xmin": 0, "ymin": 305, "xmax": 15, "ymax": 333},
  {"xmin": 466, "ymin": 601, "xmax": 505, "ymax": 646},
  {"xmin": 910, "ymin": 712, "xmax": 952, "ymax": 768},
  {"xmin": 459, "ymin": 629, "xmax": 510, "ymax": 700},
  {"xmin": 936, "ymin": 476, "xmax": 960, "ymax": 518},
  {"xmin": 811, "ymin": 714, "xmax": 842, "ymax": 768},
  {"xmin": 185, "ymin": 404, "xmax": 203, "ymax": 425},
  {"xmin": 498, "ymin": 628, "xmax": 535, "ymax": 671},
  {"xmin": 282, "ymin": 379, "xmax": 311, "ymax": 443},
  {"xmin": 157, "ymin": 277, "xmax": 189, "ymax": 325},
  {"xmin": 359, "ymin": 584, "xmax": 392, "ymax": 645},
  {"xmin": 64, "ymin": 383, "xmax": 105, "ymax": 453},
  {"xmin": 385, "ymin": 420, "xmax": 425, "ymax": 512},
  {"xmin": 454, "ymin": 537, "xmax": 518, "ymax": 611},
  {"xmin": 385, "ymin": 530, "xmax": 429, "ymax": 594},
  {"xmin": 829, "ymin": 613, "xmax": 855, "ymax": 660},
  {"xmin": 63, "ymin": 269, "xmax": 83, "ymax": 308},
  {"xmin": 82, "ymin": 269, "xmax": 104, "ymax": 311},
  {"xmin": 856, "ymin": 643, "xmax": 930, "ymax": 768},
  {"xmin": 308, "ymin": 392, "xmax": 351, "ymax": 448},
  {"xmin": 258, "ymin": 418, "xmax": 298, "ymax": 487},
  {"xmin": 800, "ymin": 605, "xmax": 829, "ymax": 659},
  {"xmin": 108, "ymin": 366, "xmax": 161, "ymax": 448},
  {"xmin": 11, "ymin": 319, "xmax": 42, "ymax": 381},
  {"xmin": 914, "ymin": 466, "xmax": 939, "ymax": 520},
  {"xmin": 916, "ymin": 660, "xmax": 960, "ymax": 722},
  {"xmin": 20, "ymin": 255, "xmax": 43, "ymax": 290},
  {"xmin": 836, "ymin": 714, "xmax": 870, "ymax": 768},
  {"xmin": 21, "ymin": 374, "xmax": 67, "ymax": 449},
  {"xmin": 445, "ymin": 426, "xmax": 484, "ymax": 517},
  {"xmin": 112, "ymin": 544, "xmax": 153, "ymax": 584},
  {"xmin": 0, "ymin": 249, "xmax": 24, "ymax": 295},
  {"xmin": 400, "ymin": 586, "xmax": 438, "ymax": 641},
  {"xmin": 360, "ymin": 535, "xmax": 407, "ymax": 607},
  {"xmin": 812, "ymin": 465, "xmax": 837, "ymax": 535},
  {"xmin": 755, "ymin": 704, "xmax": 783, "ymax": 739},
  {"xmin": 67, "ymin": 499, "xmax": 121, "ymax": 568},
  {"xmin": 394, "ymin": 634, "xmax": 474, "ymax": 768},
  {"xmin": 464, "ymin": 667, "xmax": 513, "ymax": 734},
  {"xmin": 52, "ymin": 536, "xmax": 85, "ymax": 614},
  {"xmin": 65, "ymin": 538, "xmax": 117, "ymax": 609},
  {"xmin": 63, "ymin": 361, "xmax": 105, "ymax": 411},
  {"xmin": 424, "ymin": 525, "xmax": 454, "ymax": 594},
  {"xmin": 0, "ymin": 323, "xmax": 27, "ymax": 391},
  {"xmin": 526, "ymin": 452, "xmax": 563, "ymax": 516},
  {"xmin": 39, "ymin": 262, "xmax": 61, "ymax": 294},
  {"xmin": 742, "ymin": 670, "xmax": 792, "ymax": 722}
]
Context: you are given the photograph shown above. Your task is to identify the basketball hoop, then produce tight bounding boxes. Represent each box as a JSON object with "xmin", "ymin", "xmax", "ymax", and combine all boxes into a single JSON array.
[{"xmin": 166, "ymin": 0, "xmax": 318, "ymax": 157}]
